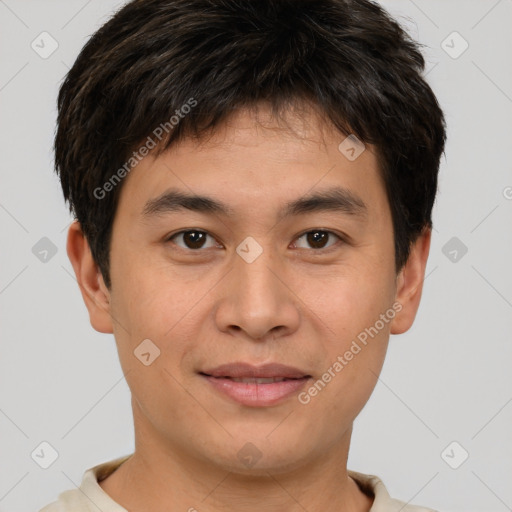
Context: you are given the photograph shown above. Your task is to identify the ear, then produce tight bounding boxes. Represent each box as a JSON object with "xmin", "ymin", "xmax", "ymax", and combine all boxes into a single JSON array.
[
  {"xmin": 390, "ymin": 227, "xmax": 431, "ymax": 335},
  {"xmin": 66, "ymin": 220, "xmax": 113, "ymax": 334}
]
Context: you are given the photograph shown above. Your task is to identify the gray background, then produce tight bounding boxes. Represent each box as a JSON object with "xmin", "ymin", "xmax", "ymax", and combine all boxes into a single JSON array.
[{"xmin": 0, "ymin": 1, "xmax": 511, "ymax": 511}]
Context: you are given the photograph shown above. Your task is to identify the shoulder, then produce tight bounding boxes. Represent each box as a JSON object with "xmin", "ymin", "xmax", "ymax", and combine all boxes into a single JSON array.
[
  {"xmin": 348, "ymin": 469, "xmax": 440, "ymax": 512},
  {"xmin": 38, "ymin": 489, "xmax": 89, "ymax": 512},
  {"xmin": 38, "ymin": 455, "xmax": 132, "ymax": 512}
]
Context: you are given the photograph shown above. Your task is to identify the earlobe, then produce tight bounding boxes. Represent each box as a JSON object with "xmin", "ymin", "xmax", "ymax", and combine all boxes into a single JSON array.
[
  {"xmin": 390, "ymin": 227, "xmax": 431, "ymax": 335},
  {"xmin": 66, "ymin": 220, "xmax": 114, "ymax": 334}
]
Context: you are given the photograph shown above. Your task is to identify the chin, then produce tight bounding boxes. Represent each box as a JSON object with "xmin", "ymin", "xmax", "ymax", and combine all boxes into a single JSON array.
[{"xmin": 198, "ymin": 434, "xmax": 316, "ymax": 477}]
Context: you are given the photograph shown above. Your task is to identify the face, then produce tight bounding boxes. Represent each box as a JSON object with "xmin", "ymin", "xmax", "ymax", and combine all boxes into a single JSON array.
[{"xmin": 70, "ymin": 103, "xmax": 429, "ymax": 475}]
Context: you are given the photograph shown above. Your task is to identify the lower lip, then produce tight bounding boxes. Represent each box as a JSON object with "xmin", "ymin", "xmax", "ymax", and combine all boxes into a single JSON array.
[{"xmin": 202, "ymin": 375, "xmax": 310, "ymax": 407}]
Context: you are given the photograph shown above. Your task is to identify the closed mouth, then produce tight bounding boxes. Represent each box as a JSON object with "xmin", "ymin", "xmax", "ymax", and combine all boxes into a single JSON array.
[{"xmin": 200, "ymin": 374, "xmax": 310, "ymax": 384}]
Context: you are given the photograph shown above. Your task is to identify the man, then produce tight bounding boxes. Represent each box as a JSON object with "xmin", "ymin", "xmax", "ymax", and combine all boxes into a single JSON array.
[{"xmin": 41, "ymin": 0, "xmax": 446, "ymax": 510}]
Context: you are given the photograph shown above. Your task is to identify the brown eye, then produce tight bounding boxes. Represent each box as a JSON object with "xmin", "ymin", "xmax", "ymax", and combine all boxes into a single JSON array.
[
  {"xmin": 294, "ymin": 230, "xmax": 342, "ymax": 250},
  {"xmin": 169, "ymin": 230, "xmax": 217, "ymax": 250}
]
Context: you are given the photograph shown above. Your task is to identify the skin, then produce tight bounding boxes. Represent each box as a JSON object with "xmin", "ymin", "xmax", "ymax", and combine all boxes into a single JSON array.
[{"xmin": 67, "ymin": 103, "xmax": 431, "ymax": 512}]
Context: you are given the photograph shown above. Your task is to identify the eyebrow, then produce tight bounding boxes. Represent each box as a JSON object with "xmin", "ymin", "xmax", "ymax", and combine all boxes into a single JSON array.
[{"xmin": 142, "ymin": 186, "xmax": 368, "ymax": 221}]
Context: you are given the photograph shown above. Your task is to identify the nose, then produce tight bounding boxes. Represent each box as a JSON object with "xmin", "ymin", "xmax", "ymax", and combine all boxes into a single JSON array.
[{"xmin": 214, "ymin": 242, "xmax": 301, "ymax": 342}]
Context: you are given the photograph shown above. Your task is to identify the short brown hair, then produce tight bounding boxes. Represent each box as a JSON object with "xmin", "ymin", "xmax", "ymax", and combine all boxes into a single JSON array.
[{"xmin": 55, "ymin": 0, "xmax": 446, "ymax": 289}]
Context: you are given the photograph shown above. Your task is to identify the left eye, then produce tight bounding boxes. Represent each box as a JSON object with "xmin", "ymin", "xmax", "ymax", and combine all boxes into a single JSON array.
[{"xmin": 293, "ymin": 230, "xmax": 342, "ymax": 250}]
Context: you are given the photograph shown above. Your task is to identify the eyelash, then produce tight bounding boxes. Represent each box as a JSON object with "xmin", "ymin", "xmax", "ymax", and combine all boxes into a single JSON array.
[{"xmin": 165, "ymin": 229, "xmax": 346, "ymax": 253}]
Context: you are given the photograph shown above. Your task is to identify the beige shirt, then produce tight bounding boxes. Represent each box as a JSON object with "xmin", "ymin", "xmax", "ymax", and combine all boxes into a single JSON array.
[{"xmin": 39, "ymin": 455, "xmax": 438, "ymax": 512}]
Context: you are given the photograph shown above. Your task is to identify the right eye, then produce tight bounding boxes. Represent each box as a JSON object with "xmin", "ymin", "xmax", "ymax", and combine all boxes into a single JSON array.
[{"xmin": 166, "ymin": 230, "xmax": 222, "ymax": 251}]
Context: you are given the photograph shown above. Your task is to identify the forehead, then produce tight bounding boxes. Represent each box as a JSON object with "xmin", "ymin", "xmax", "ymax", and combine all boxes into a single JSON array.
[{"xmin": 115, "ymin": 105, "xmax": 388, "ymax": 224}]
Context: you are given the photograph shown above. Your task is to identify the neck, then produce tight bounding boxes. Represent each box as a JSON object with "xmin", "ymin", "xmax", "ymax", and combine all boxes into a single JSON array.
[{"xmin": 99, "ymin": 403, "xmax": 373, "ymax": 512}]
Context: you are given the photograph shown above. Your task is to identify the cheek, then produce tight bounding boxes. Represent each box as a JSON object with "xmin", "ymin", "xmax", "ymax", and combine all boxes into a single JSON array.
[
  {"xmin": 297, "ymin": 291, "xmax": 392, "ymax": 432},
  {"xmin": 298, "ymin": 261, "xmax": 395, "ymax": 338},
  {"xmin": 109, "ymin": 254, "xmax": 213, "ymax": 368},
  {"xmin": 299, "ymin": 261, "xmax": 395, "ymax": 403},
  {"xmin": 107, "ymin": 266, "xmax": 210, "ymax": 430}
]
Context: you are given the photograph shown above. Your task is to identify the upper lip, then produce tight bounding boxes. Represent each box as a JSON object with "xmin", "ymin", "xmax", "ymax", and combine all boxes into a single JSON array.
[{"xmin": 200, "ymin": 362, "xmax": 311, "ymax": 379}]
